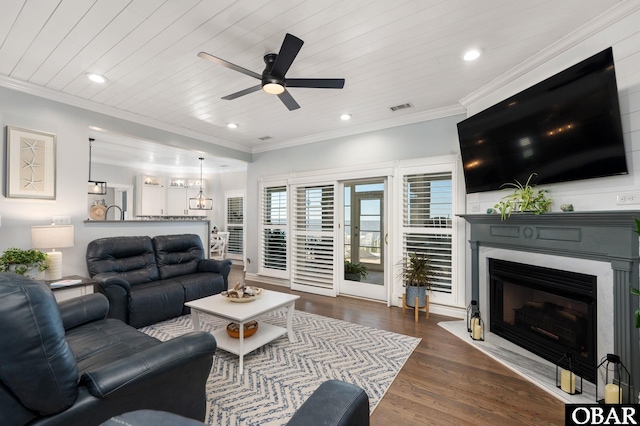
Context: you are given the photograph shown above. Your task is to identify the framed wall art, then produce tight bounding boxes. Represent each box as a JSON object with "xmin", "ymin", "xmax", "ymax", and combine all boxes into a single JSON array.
[{"xmin": 5, "ymin": 126, "xmax": 56, "ymax": 199}]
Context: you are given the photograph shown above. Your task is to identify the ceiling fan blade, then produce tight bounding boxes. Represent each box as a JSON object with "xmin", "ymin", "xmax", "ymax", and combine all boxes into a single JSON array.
[
  {"xmin": 221, "ymin": 85, "xmax": 262, "ymax": 100},
  {"xmin": 277, "ymin": 90, "xmax": 300, "ymax": 111},
  {"xmin": 271, "ymin": 34, "xmax": 304, "ymax": 77},
  {"xmin": 285, "ymin": 78, "xmax": 345, "ymax": 89},
  {"xmin": 198, "ymin": 52, "xmax": 262, "ymax": 80}
]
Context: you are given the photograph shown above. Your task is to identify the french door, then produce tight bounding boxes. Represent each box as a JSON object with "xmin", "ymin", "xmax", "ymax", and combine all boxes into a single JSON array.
[{"xmin": 340, "ymin": 179, "xmax": 387, "ymax": 301}]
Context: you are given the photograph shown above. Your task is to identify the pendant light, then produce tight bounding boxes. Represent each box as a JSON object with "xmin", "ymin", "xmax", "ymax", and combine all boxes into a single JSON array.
[
  {"xmin": 189, "ymin": 157, "xmax": 212, "ymax": 210},
  {"xmin": 87, "ymin": 138, "xmax": 107, "ymax": 195}
]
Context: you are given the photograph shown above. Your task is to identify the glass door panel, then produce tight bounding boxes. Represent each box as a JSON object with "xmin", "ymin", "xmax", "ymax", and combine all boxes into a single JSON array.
[{"xmin": 341, "ymin": 180, "xmax": 386, "ymax": 301}]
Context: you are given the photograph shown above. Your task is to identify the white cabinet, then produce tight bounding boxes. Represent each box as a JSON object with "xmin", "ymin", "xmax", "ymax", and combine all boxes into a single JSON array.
[
  {"xmin": 166, "ymin": 178, "xmax": 208, "ymax": 217},
  {"xmin": 136, "ymin": 175, "xmax": 166, "ymax": 216}
]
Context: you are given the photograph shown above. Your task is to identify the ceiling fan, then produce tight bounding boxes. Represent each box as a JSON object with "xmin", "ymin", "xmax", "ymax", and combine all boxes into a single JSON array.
[{"xmin": 198, "ymin": 33, "xmax": 345, "ymax": 111}]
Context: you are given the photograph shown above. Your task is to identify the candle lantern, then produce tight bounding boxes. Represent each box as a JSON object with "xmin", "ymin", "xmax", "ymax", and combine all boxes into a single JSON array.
[
  {"xmin": 596, "ymin": 353, "xmax": 630, "ymax": 404},
  {"xmin": 555, "ymin": 352, "xmax": 581, "ymax": 395},
  {"xmin": 469, "ymin": 313, "xmax": 484, "ymax": 341},
  {"xmin": 466, "ymin": 300, "xmax": 478, "ymax": 332}
]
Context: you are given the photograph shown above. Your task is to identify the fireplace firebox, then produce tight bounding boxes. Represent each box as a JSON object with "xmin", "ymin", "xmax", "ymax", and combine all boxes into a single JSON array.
[{"xmin": 489, "ymin": 258, "xmax": 597, "ymax": 383}]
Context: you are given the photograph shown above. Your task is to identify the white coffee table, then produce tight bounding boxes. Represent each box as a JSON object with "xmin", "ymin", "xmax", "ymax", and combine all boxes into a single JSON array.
[{"xmin": 185, "ymin": 290, "xmax": 300, "ymax": 377}]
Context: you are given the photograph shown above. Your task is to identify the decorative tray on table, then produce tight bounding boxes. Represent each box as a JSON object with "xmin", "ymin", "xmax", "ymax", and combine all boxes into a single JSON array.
[{"xmin": 221, "ymin": 282, "xmax": 264, "ymax": 303}]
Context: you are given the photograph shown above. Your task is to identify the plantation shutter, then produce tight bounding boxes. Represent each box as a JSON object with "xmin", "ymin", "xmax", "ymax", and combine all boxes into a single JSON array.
[
  {"xmin": 226, "ymin": 194, "xmax": 244, "ymax": 259},
  {"xmin": 402, "ymin": 172, "xmax": 453, "ymax": 294},
  {"xmin": 260, "ymin": 185, "xmax": 288, "ymax": 278},
  {"xmin": 291, "ymin": 183, "xmax": 336, "ymax": 294}
]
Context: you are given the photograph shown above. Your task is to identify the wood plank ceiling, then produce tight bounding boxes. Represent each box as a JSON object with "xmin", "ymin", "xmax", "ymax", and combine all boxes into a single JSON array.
[{"xmin": 0, "ymin": 0, "xmax": 626, "ymax": 159}]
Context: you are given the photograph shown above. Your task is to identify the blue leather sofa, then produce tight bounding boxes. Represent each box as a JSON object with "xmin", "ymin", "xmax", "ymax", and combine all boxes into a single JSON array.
[{"xmin": 86, "ymin": 234, "xmax": 231, "ymax": 328}]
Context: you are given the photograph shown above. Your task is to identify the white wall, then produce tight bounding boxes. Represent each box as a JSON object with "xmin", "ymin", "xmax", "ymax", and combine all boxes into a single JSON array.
[
  {"xmin": 464, "ymin": 8, "xmax": 640, "ymax": 214},
  {"xmin": 0, "ymin": 86, "xmax": 248, "ymax": 277}
]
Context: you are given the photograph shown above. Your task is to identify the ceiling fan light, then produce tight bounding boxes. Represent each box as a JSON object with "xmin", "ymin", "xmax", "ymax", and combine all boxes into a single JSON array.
[{"xmin": 263, "ymin": 83, "xmax": 285, "ymax": 95}]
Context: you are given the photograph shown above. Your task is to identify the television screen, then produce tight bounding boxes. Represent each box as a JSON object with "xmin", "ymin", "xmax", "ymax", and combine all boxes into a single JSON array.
[{"xmin": 457, "ymin": 47, "xmax": 627, "ymax": 194}]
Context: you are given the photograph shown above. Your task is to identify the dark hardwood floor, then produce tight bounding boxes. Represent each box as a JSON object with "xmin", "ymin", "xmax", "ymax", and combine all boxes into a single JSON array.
[{"xmin": 233, "ymin": 267, "xmax": 565, "ymax": 426}]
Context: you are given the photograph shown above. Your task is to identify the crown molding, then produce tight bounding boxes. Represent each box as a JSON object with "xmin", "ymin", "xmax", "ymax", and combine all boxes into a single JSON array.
[
  {"xmin": 251, "ymin": 104, "xmax": 465, "ymax": 154},
  {"xmin": 459, "ymin": 1, "xmax": 640, "ymax": 110},
  {"xmin": 0, "ymin": 74, "xmax": 251, "ymax": 154}
]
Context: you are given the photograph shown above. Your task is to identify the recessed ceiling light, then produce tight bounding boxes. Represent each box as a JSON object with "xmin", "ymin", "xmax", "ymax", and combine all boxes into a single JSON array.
[
  {"xmin": 227, "ymin": 123, "xmax": 238, "ymax": 129},
  {"xmin": 87, "ymin": 73, "xmax": 107, "ymax": 83},
  {"xmin": 340, "ymin": 114, "xmax": 352, "ymax": 121},
  {"xmin": 463, "ymin": 49, "xmax": 481, "ymax": 62}
]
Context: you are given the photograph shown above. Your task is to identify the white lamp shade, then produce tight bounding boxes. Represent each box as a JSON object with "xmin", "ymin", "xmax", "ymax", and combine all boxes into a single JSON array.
[
  {"xmin": 31, "ymin": 225, "xmax": 74, "ymax": 281},
  {"xmin": 31, "ymin": 225, "xmax": 74, "ymax": 249}
]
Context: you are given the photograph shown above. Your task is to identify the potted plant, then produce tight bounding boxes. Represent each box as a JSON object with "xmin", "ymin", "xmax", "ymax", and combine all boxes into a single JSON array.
[
  {"xmin": 0, "ymin": 248, "xmax": 49, "ymax": 278},
  {"xmin": 399, "ymin": 252, "xmax": 432, "ymax": 309},
  {"xmin": 494, "ymin": 173, "xmax": 552, "ymax": 220},
  {"xmin": 344, "ymin": 260, "xmax": 367, "ymax": 281}
]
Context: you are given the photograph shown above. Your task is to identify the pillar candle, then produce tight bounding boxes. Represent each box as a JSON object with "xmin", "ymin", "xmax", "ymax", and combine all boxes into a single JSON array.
[
  {"xmin": 560, "ymin": 369, "xmax": 576, "ymax": 394},
  {"xmin": 472, "ymin": 323, "xmax": 482, "ymax": 340},
  {"xmin": 604, "ymin": 383, "xmax": 621, "ymax": 404},
  {"xmin": 470, "ymin": 317, "xmax": 480, "ymax": 329}
]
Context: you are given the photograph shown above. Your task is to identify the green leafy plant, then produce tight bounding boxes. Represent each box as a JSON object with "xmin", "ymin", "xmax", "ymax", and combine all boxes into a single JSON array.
[
  {"xmin": 398, "ymin": 252, "xmax": 432, "ymax": 289},
  {"xmin": 344, "ymin": 260, "xmax": 367, "ymax": 281},
  {"xmin": 494, "ymin": 173, "xmax": 552, "ymax": 220},
  {"xmin": 0, "ymin": 248, "xmax": 49, "ymax": 275}
]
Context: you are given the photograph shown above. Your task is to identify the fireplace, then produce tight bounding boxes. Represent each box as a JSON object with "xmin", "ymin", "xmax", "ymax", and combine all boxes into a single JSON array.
[{"xmin": 489, "ymin": 258, "xmax": 597, "ymax": 383}]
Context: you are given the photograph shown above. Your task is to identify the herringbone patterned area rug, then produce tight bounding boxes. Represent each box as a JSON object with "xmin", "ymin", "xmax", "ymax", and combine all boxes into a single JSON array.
[{"xmin": 140, "ymin": 309, "xmax": 420, "ymax": 426}]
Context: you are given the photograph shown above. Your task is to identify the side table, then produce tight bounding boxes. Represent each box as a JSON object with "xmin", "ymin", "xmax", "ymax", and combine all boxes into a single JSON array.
[{"xmin": 46, "ymin": 275, "xmax": 97, "ymax": 302}]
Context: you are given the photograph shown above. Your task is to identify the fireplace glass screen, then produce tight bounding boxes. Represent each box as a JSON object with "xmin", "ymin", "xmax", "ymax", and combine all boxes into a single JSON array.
[{"xmin": 489, "ymin": 259, "xmax": 596, "ymax": 382}]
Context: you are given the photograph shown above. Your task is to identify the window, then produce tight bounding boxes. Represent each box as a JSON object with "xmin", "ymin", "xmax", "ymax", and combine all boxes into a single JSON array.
[
  {"xmin": 260, "ymin": 185, "xmax": 288, "ymax": 277},
  {"xmin": 225, "ymin": 193, "xmax": 244, "ymax": 259},
  {"xmin": 402, "ymin": 172, "xmax": 453, "ymax": 293}
]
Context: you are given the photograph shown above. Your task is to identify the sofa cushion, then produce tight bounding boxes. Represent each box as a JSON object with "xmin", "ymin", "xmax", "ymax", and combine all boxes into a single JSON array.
[
  {"xmin": 153, "ymin": 234, "xmax": 203, "ymax": 280},
  {"xmin": 86, "ymin": 236, "xmax": 159, "ymax": 285},
  {"xmin": 66, "ymin": 318, "xmax": 160, "ymax": 374},
  {"xmin": 128, "ymin": 280, "xmax": 185, "ymax": 328},
  {"xmin": 0, "ymin": 273, "xmax": 78, "ymax": 415}
]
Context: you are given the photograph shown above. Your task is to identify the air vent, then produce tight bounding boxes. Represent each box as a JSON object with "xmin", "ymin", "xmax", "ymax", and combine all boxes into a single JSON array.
[
  {"xmin": 389, "ymin": 102, "xmax": 413, "ymax": 112},
  {"xmin": 258, "ymin": 136, "xmax": 272, "ymax": 141}
]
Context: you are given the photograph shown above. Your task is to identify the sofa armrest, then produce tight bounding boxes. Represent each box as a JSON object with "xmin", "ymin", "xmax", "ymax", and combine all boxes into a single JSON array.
[
  {"xmin": 197, "ymin": 259, "xmax": 231, "ymax": 275},
  {"xmin": 287, "ymin": 380, "xmax": 370, "ymax": 426},
  {"xmin": 58, "ymin": 293, "xmax": 109, "ymax": 330},
  {"xmin": 93, "ymin": 274, "xmax": 132, "ymax": 292},
  {"xmin": 81, "ymin": 332, "xmax": 217, "ymax": 398}
]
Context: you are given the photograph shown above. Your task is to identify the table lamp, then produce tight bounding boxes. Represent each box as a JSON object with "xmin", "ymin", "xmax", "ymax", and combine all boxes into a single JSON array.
[{"xmin": 31, "ymin": 224, "xmax": 74, "ymax": 280}]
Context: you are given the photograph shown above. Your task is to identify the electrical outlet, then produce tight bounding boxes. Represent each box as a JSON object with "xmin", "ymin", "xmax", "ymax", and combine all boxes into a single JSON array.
[
  {"xmin": 616, "ymin": 192, "xmax": 640, "ymax": 205},
  {"xmin": 52, "ymin": 215, "xmax": 71, "ymax": 225},
  {"xmin": 470, "ymin": 203, "xmax": 481, "ymax": 213}
]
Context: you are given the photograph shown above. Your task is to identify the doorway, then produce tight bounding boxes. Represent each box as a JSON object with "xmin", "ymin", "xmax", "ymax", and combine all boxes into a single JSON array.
[{"xmin": 341, "ymin": 179, "xmax": 386, "ymax": 301}]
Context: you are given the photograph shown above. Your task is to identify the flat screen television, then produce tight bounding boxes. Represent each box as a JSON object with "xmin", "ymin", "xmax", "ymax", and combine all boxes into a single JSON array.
[{"xmin": 457, "ymin": 47, "xmax": 627, "ymax": 194}]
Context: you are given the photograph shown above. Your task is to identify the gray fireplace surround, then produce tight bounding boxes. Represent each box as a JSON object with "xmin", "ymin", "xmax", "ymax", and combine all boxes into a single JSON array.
[{"xmin": 460, "ymin": 211, "xmax": 640, "ymax": 396}]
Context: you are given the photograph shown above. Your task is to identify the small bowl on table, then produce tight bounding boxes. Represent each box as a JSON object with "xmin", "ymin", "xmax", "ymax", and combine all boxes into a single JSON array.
[{"xmin": 226, "ymin": 320, "xmax": 259, "ymax": 338}]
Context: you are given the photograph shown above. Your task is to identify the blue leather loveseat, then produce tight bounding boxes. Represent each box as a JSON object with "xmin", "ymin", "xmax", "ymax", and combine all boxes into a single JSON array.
[{"xmin": 86, "ymin": 234, "xmax": 231, "ymax": 328}]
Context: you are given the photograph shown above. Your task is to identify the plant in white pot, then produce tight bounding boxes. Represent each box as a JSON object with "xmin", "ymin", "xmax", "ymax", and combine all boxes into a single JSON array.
[
  {"xmin": 494, "ymin": 173, "xmax": 552, "ymax": 220},
  {"xmin": 399, "ymin": 252, "xmax": 432, "ymax": 311},
  {"xmin": 0, "ymin": 248, "xmax": 49, "ymax": 278}
]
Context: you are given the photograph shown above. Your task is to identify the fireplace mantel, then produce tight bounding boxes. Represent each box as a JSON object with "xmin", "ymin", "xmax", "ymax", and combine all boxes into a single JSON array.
[{"xmin": 460, "ymin": 211, "xmax": 640, "ymax": 394}]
